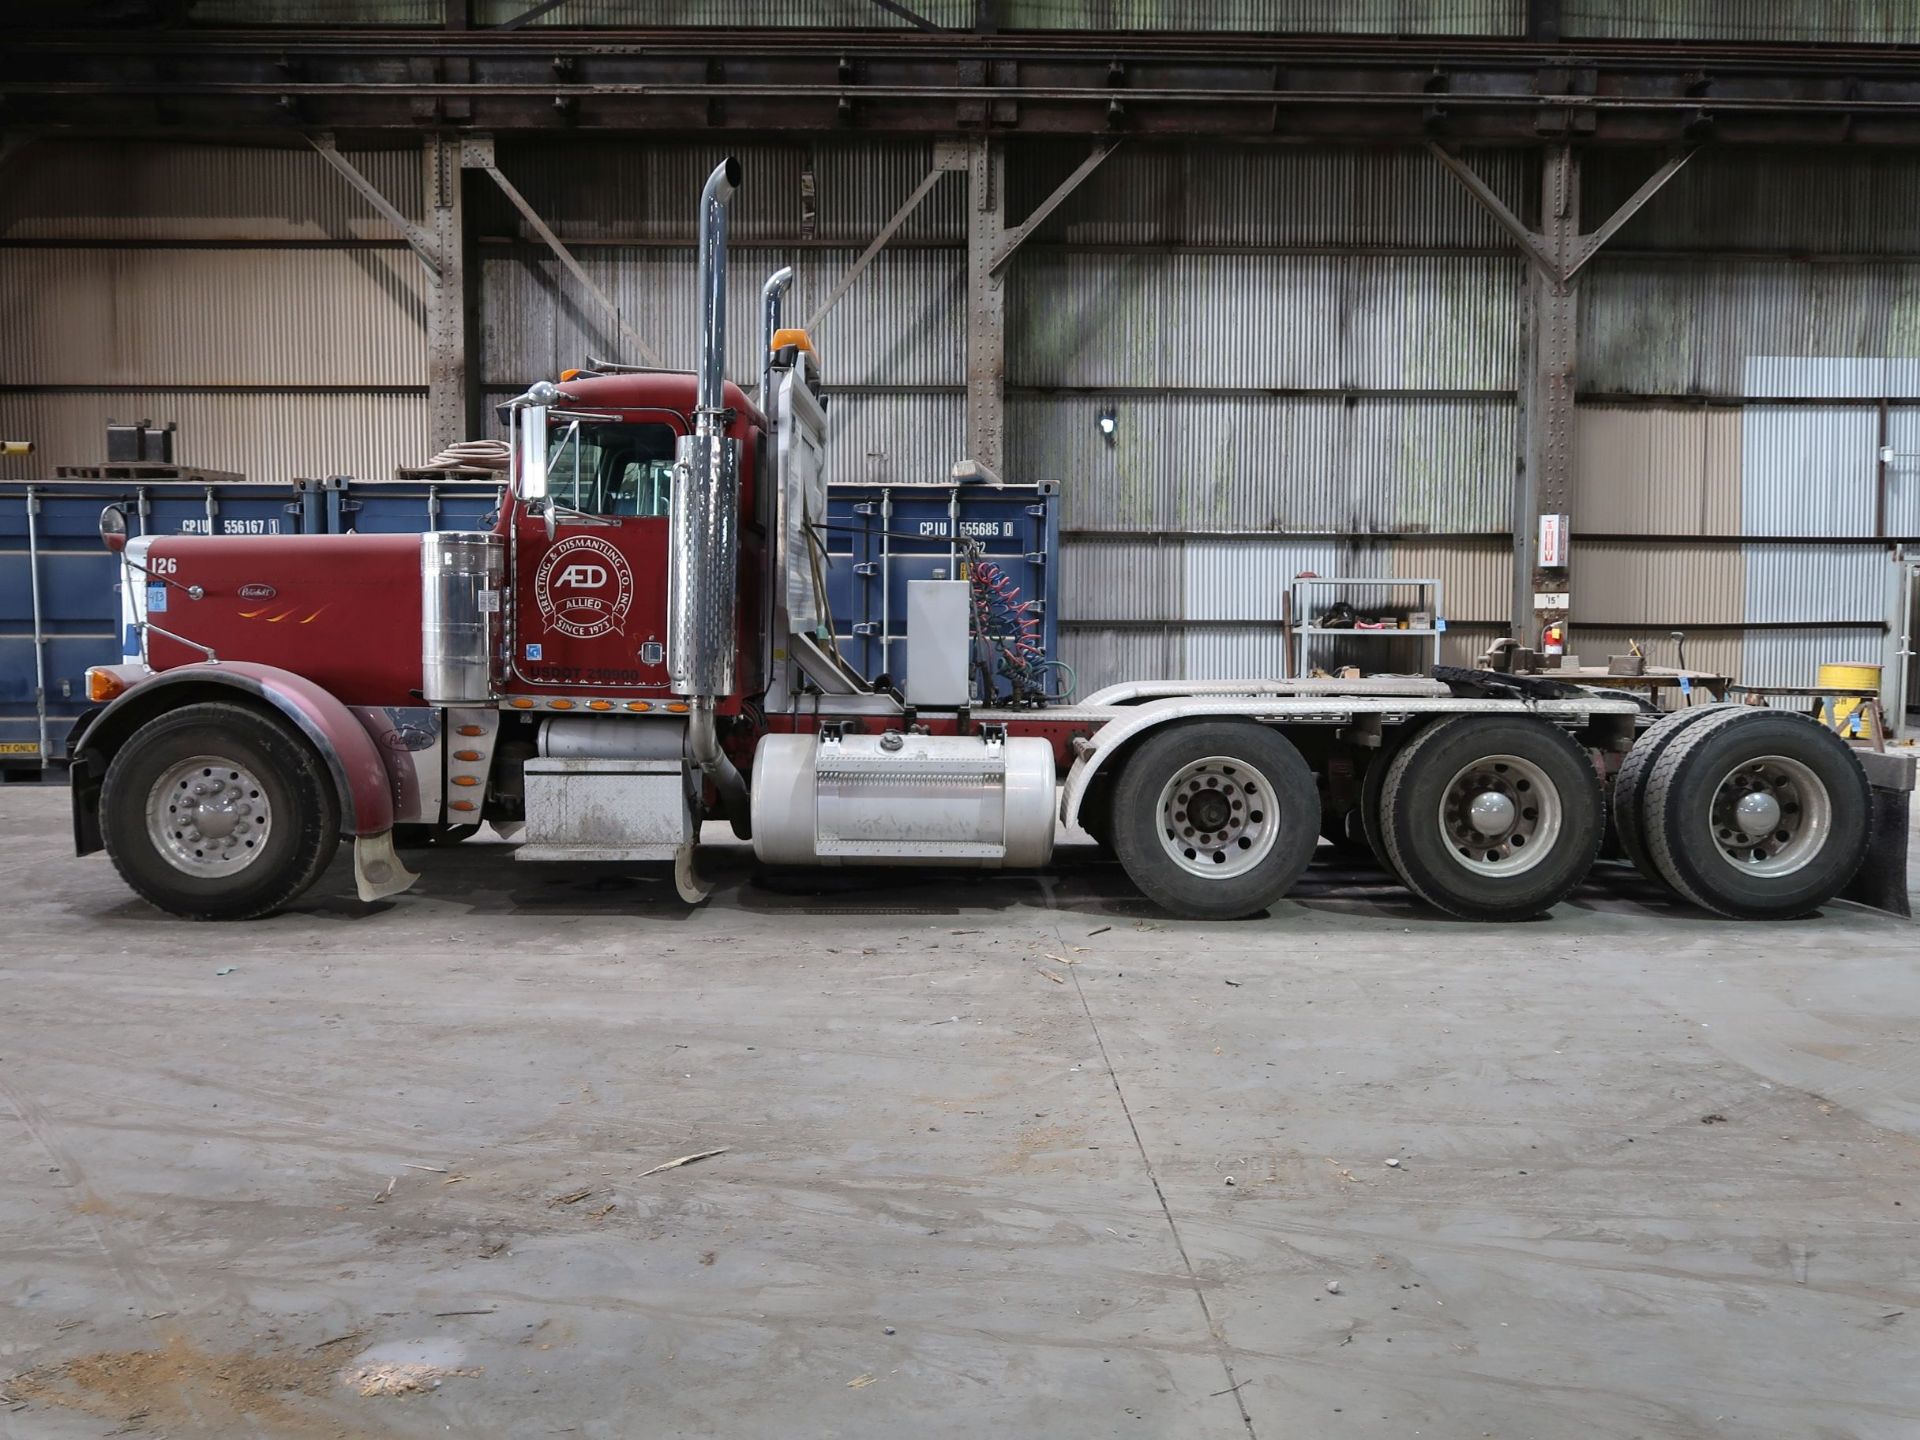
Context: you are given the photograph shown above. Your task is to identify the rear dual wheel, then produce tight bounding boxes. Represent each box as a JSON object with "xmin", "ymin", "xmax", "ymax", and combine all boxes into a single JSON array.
[
  {"xmin": 1637, "ymin": 709, "xmax": 1868, "ymax": 919},
  {"xmin": 1609, "ymin": 704, "xmax": 1734, "ymax": 883},
  {"xmin": 1378, "ymin": 716, "xmax": 1605, "ymax": 921}
]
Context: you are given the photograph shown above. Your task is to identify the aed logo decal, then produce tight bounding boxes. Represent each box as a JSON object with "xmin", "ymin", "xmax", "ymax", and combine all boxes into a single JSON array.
[{"xmin": 533, "ymin": 537, "xmax": 633, "ymax": 640}]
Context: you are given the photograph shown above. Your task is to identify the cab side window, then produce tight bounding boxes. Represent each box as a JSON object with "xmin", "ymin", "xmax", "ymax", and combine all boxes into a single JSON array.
[{"xmin": 546, "ymin": 421, "xmax": 679, "ymax": 517}]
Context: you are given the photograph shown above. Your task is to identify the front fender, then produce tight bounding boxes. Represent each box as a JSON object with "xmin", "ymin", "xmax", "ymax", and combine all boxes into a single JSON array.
[{"xmin": 70, "ymin": 662, "xmax": 397, "ymax": 843}]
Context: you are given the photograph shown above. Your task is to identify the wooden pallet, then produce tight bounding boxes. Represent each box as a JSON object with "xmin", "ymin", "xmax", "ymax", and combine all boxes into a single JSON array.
[{"xmin": 55, "ymin": 463, "xmax": 248, "ymax": 484}]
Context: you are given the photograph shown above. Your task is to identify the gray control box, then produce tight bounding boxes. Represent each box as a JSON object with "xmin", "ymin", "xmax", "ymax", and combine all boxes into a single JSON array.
[{"xmin": 906, "ymin": 580, "xmax": 971, "ymax": 707}]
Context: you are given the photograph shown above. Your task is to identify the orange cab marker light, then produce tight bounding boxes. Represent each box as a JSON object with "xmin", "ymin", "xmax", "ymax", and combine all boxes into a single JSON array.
[
  {"xmin": 509, "ymin": 697, "xmax": 535, "ymax": 709},
  {"xmin": 451, "ymin": 799, "xmax": 478, "ymax": 812},
  {"xmin": 454, "ymin": 749, "xmax": 482, "ymax": 762},
  {"xmin": 665, "ymin": 702, "xmax": 690, "ymax": 713},
  {"xmin": 452, "ymin": 775, "xmax": 482, "ymax": 787},
  {"xmin": 587, "ymin": 700, "xmax": 613, "ymax": 711},
  {"xmin": 626, "ymin": 701, "xmax": 651, "ymax": 712},
  {"xmin": 548, "ymin": 699, "xmax": 575, "ymax": 710},
  {"xmin": 85, "ymin": 668, "xmax": 127, "ymax": 704},
  {"xmin": 456, "ymin": 724, "xmax": 487, "ymax": 736}
]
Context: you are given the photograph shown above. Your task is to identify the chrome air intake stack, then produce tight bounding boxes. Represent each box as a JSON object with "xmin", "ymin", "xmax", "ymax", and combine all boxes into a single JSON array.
[{"xmin": 668, "ymin": 156, "xmax": 743, "ymax": 700}]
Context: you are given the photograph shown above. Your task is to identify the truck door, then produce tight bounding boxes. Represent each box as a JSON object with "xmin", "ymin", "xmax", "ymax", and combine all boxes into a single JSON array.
[{"xmin": 509, "ymin": 413, "xmax": 682, "ymax": 693}]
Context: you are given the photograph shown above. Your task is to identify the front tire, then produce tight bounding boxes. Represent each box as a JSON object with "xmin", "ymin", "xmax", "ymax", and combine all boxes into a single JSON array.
[
  {"xmin": 100, "ymin": 701, "xmax": 341, "ymax": 920},
  {"xmin": 1379, "ymin": 716, "xmax": 1604, "ymax": 921},
  {"xmin": 1110, "ymin": 722, "xmax": 1319, "ymax": 920}
]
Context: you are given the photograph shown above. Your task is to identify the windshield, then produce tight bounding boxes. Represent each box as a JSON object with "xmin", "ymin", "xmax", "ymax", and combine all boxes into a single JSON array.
[{"xmin": 546, "ymin": 421, "xmax": 678, "ymax": 517}]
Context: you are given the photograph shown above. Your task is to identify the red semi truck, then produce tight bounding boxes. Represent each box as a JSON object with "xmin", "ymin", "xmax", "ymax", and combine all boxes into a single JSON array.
[{"xmin": 66, "ymin": 159, "xmax": 1874, "ymax": 923}]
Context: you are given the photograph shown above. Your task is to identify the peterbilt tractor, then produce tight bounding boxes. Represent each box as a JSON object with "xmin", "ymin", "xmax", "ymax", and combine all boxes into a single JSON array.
[{"xmin": 66, "ymin": 158, "xmax": 1875, "ymax": 924}]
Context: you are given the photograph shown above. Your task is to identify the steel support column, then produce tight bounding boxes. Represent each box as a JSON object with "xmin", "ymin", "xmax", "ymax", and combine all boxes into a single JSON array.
[
  {"xmin": 1521, "ymin": 144, "xmax": 1578, "ymax": 646},
  {"xmin": 1433, "ymin": 141, "xmax": 1692, "ymax": 642},
  {"xmin": 310, "ymin": 133, "xmax": 468, "ymax": 454},
  {"xmin": 424, "ymin": 134, "xmax": 469, "ymax": 454},
  {"xmin": 965, "ymin": 137, "xmax": 1006, "ymax": 475}
]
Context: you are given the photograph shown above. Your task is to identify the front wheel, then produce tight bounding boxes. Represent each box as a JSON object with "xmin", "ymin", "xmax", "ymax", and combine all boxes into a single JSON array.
[
  {"xmin": 1378, "ymin": 716, "xmax": 1604, "ymax": 921},
  {"xmin": 100, "ymin": 701, "xmax": 341, "ymax": 920},
  {"xmin": 1110, "ymin": 722, "xmax": 1319, "ymax": 920}
]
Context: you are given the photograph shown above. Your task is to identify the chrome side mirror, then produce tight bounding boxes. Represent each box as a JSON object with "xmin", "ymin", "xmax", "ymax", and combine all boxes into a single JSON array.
[
  {"xmin": 512, "ymin": 380, "xmax": 561, "ymax": 502},
  {"xmin": 99, "ymin": 503, "xmax": 128, "ymax": 554}
]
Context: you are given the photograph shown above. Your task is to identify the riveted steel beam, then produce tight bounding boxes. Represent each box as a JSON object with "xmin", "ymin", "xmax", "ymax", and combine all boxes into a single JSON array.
[
  {"xmin": 461, "ymin": 133, "xmax": 659, "ymax": 367},
  {"xmin": 1563, "ymin": 146, "xmax": 1695, "ymax": 280},
  {"xmin": 805, "ymin": 161, "xmax": 958, "ymax": 333},
  {"xmin": 989, "ymin": 140, "xmax": 1118, "ymax": 276},
  {"xmin": 308, "ymin": 133, "xmax": 442, "ymax": 279},
  {"xmin": 11, "ymin": 33, "xmax": 1920, "ymax": 144}
]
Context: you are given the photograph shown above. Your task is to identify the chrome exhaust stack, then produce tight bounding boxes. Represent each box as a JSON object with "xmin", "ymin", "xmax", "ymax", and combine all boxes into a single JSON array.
[
  {"xmin": 670, "ymin": 157, "xmax": 751, "ymax": 836},
  {"xmin": 760, "ymin": 265, "xmax": 794, "ymax": 423}
]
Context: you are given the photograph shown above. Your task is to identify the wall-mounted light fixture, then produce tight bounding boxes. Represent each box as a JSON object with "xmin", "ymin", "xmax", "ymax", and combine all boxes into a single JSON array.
[{"xmin": 1097, "ymin": 404, "xmax": 1117, "ymax": 445}]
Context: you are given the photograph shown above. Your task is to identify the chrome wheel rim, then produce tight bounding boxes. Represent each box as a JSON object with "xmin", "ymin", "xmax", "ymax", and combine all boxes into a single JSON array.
[
  {"xmin": 147, "ymin": 755, "xmax": 272, "ymax": 877},
  {"xmin": 1156, "ymin": 755, "xmax": 1278, "ymax": 878},
  {"xmin": 1438, "ymin": 753, "xmax": 1560, "ymax": 877},
  {"xmin": 1710, "ymin": 753, "xmax": 1829, "ymax": 877}
]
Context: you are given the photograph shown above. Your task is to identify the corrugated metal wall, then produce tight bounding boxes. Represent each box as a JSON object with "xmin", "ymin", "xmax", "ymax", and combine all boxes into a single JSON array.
[
  {"xmin": 1563, "ymin": 1, "xmax": 1920, "ymax": 43},
  {"xmin": 1576, "ymin": 148, "xmax": 1918, "ymax": 710},
  {"xmin": 7, "ymin": 132, "xmax": 1914, "ymax": 712},
  {"xmin": 1024, "ymin": 144, "xmax": 1527, "ymax": 691},
  {"xmin": 472, "ymin": 137, "xmax": 1530, "ymax": 695},
  {"xmin": 0, "ymin": 139, "xmax": 429, "ymax": 485}
]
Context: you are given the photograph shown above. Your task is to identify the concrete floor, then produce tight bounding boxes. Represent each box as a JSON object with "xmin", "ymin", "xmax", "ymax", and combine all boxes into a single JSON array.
[{"xmin": 1, "ymin": 786, "xmax": 1917, "ymax": 1440}]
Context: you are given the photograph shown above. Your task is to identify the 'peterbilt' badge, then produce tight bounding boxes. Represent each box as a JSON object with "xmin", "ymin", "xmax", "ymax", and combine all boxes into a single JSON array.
[
  {"xmin": 237, "ymin": 583, "xmax": 277, "ymax": 600},
  {"xmin": 534, "ymin": 536, "xmax": 634, "ymax": 640}
]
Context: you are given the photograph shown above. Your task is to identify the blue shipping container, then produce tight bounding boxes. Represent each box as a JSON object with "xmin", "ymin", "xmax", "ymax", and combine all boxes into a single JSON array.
[
  {"xmin": 3, "ymin": 474, "xmax": 1036, "ymax": 769},
  {"xmin": 0, "ymin": 477, "xmax": 501, "ymax": 770},
  {"xmin": 822, "ymin": 482, "xmax": 1060, "ymax": 702},
  {"xmin": 1, "ymin": 480, "xmax": 309, "ymax": 769}
]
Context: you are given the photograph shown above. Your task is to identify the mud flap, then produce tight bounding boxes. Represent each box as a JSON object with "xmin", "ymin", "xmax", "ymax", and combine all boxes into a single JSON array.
[
  {"xmin": 1842, "ymin": 750, "xmax": 1913, "ymax": 919},
  {"xmin": 673, "ymin": 842, "xmax": 712, "ymax": 905},
  {"xmin": 354, "ymin": 830, "xmax": 420, "ymax": 904}
]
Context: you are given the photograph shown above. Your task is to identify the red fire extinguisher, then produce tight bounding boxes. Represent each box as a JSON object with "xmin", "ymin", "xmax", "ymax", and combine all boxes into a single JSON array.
[{"xmin": 1542, "ymin": 620, "xmax": 1566, "ymax": 657}]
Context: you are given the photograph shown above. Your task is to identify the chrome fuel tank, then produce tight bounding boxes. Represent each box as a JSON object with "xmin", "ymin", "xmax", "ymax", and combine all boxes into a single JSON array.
[{"xmin": 751, "ymin": 729, "xmax": 1056, "ymax": 868}]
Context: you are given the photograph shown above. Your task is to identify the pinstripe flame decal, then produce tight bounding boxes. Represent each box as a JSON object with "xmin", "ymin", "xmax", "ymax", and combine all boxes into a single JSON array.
[{"xmin": 239, "ymin": 604, "xmax": 328, "ymax": 623}]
